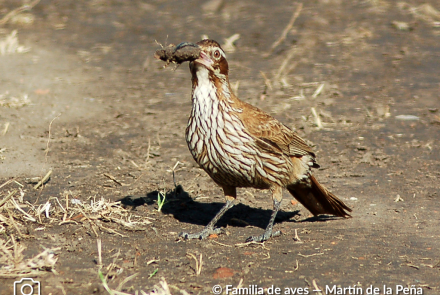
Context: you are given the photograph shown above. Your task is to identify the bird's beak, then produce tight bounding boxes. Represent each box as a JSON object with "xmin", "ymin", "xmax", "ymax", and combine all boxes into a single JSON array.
[
  {"xmin": 175, "ymin": 42, "xmax": 199, "ymax": 51},
  {"xmin": 193, "ymin": 51, "xmax": 214, "ymax": 71},
  {"xmin": 175, "ymin": 42, "xmax": 213, "ymax": 71}
]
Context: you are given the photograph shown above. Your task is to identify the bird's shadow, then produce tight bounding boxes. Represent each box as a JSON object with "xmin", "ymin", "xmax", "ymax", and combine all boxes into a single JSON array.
[{"xmin": 119, "ymin": 185, "xmax": 338, "ymax": 230}]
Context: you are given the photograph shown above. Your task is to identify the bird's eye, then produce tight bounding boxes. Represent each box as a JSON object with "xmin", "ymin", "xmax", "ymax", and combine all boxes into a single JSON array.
[{"xmin": 213, "ymin": 49, "xmax": 221, "ymax": 59}]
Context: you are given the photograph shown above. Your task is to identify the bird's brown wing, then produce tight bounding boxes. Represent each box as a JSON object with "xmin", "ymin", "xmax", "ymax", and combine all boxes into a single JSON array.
[{"xmin": 237, "ymin": 101, "xmax": 315, "ymax": 158}]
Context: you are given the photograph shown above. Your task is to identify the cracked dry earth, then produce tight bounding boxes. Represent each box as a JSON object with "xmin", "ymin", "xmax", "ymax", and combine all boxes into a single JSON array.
[{"xmin": 0, "ymin": 0, "xmax": 439, "ymax": 294}]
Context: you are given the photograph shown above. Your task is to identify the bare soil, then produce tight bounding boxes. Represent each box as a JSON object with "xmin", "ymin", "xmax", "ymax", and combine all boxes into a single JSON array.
[{"xmin": 1, "ymin": 0, "xmax": 439, "ymax": 294}]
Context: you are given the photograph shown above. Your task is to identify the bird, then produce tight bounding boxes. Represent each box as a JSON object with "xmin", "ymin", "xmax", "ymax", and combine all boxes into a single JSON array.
[{"xmin": 175, "ymin": 39, "xmax": 351, "ymax": 242}]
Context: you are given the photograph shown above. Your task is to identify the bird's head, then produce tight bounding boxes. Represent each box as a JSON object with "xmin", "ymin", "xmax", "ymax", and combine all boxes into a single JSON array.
[{"xmin": 189, "ymin": 39, "xmax": 229, "ymax": 81}]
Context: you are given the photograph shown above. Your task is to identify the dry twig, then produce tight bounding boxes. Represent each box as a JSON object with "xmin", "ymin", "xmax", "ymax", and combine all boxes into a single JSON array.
[
  {"xmin": 222, "ymin": 33, "xmax": 240, "ymax": 53},
  {"xmin": 293, "ymin": 229, "xmax": 303, "ymax": 243},
  {"xmin": 186, "ymin": 253, "xmax": 203, "ymax": 276},
  {"xmin": 33, "ymin": 170, "xmax": 52, "ymax": 189},
  {"xmin": 312, "ymin": 280, "xmax": 323, "ymax": 295},
  {"xmin": 104, "ymin": 173, "xmax": 123, "ymax": 186},
  {"xmin": 97, "ymin": 239, "xmax": 103, "ymax": 268},
  {"xmin": 274, "ymin": 46, "xmax": 298, "ymax": 81},
  {"xmin": 298, "ymin": 252, "xmax": 324, "ymax": 257},
  {"xmin": 267, "ymin": 3, "xmax": 303, "ymax": 55},
  {"xmin": 0, "ymin": 0, "xmax": 40, "ymax": 26},
  {"xmin": 0, "ymin": 190, "xmax": 16, "ymax": 209},
  {"xmin": 311, "ymin": 107, "xmax": 322, "ymax": 129}
]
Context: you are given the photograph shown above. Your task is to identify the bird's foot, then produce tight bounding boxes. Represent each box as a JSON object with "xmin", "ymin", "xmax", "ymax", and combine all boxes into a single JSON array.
[
  {"xmin": 246, "ymin": 230, "xmax": 281, "ymax": 243},
  {"xmin": 179, "ymin": 227, "xmax": 224, "ymax": 240}
]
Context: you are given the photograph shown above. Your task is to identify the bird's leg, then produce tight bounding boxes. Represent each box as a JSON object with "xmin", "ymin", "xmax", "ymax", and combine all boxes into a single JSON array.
[
  {"xmin": 246, "ymin": 186, "xmax": 282, "ymax": 242},
  {"xmin": 179, "ymin": 186, "xmax": 236, "ymax": 240}
]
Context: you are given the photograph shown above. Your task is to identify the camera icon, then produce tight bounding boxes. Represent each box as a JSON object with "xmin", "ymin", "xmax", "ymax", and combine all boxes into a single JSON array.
[{"xmin": 13, "ymin": 278, "xmax": 40, "ymax": 295}]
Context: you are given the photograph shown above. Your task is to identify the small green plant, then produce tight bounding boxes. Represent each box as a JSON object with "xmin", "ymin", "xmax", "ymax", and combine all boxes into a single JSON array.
[
  {"xmin": 98, "ymin": 269, "xmax": 115, "ymax": 295},
  {"xmin": 157, "ymin": 191, "xmax": 166, "ymax": 212},
  {"xmin": 149, "ymin": 268, "xmax": 158, "ymax": 279}
]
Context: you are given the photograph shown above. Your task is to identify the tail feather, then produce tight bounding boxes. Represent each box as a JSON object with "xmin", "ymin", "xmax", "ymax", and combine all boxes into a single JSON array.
[{"xmin": 287, "ymin": 175, "xmax": 351, "ymax": 218}]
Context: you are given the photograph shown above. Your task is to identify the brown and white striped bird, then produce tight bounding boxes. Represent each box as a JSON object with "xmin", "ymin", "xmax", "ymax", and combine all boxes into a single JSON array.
[{"xmin": 177, "ymin": 39, "xmax": 351, "ymax": 242}]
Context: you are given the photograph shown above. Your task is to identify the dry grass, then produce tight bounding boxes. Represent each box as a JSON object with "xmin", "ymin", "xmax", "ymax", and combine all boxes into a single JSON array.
[
  {"xmin": 0, "ymin": 91, "xmax": 31, "ymax": 108},
  {"xmin": 0, "ymin": 183, "xmax": 153, "ymax": 234},
  {"xmin": 186, "ymin": 252, "xmax": 203, "ymax": 276},
  {"xmin": 96, "ymin": 239, "xmax": 189, "ymax": 295},
  {"xmin": 0, "ymin": 179, "xmax": 153, "ymax": 280},
  {"xmin": 142, "ymin": 278, "xmax": 190, "ymax": 295},
  {"xmin": 0, "ymin": 0, "xmax": 40, "ymax": 26},
  {"xmin": 59, "ymin": 190, "xmax": 153, "ymax": 235},
  {"xmin": 0, "ymin": 234, "xmax": 59, "ymax": 278},
  {"xmin": 99, "ymin": 275, "xmax": 190, "ymax": 295},
  {"xmin": 0, "ymin": 30, "xmax": 31, "ymax": 55},
  {"xmin": 222, "ymin": 33, "xmax": 240, "ymax": 53},
  {"xmin": 398, "ymin": 2, "xmax": 440, "ymax": 27},
  {"xmin": 267, "ymin": 3, "xmax": 303, "ymax": 55},
  {"xmin": 0, "ymin": 178, "xmax": 175, "ymax": 292}
]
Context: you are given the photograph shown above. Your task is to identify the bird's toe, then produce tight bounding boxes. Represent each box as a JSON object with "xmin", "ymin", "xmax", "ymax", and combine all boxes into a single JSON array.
[
  {"xmin": 245, "ymin": 230, "xmax": 281, "ymax": 243},
  {"xmin": 178, "ymin": 227, "xmax": 224, "ymax": 240}
]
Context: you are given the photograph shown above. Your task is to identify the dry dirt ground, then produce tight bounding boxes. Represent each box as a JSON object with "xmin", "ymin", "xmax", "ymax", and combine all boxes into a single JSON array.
[{"xmin": 1, "ymin": 0, "xmax": 440, "ymax": 294}]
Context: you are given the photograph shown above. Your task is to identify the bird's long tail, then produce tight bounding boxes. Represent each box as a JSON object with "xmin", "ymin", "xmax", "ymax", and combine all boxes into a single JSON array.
[{"xmin": 287, "ymin": 175, "xmax": 351, "ymax": 218}]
